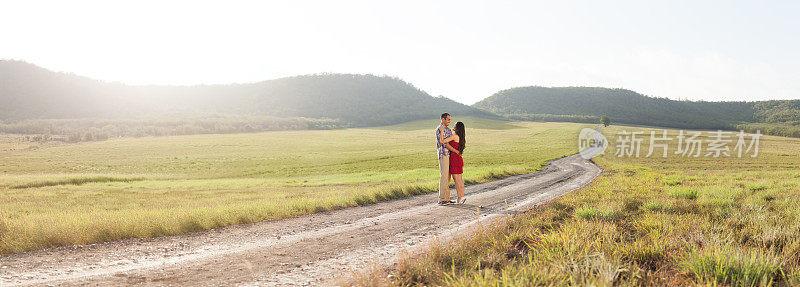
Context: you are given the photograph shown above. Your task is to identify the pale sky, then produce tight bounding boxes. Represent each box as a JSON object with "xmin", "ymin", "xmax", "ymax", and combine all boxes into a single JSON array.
[{"xmin": 2, "ymin": 0, "xmax": 798, "ymax": 104}]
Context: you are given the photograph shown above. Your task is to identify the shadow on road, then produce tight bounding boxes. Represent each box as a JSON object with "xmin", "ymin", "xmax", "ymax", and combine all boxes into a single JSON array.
[{"xmin": 442, "ymin": 203, "xmax": 522, "ymax": 215}]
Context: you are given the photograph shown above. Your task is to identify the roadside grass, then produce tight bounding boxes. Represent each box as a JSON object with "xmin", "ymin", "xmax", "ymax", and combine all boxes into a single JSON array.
[
  {"xmin": 354, "ymin": 126, "xmax": 800, "ymax": 286},
  {"xmin": 685, "ymin": 246, "xmax": 784, "ymax": 286},
  {"xmin": 0, "ymin": 118, "xmax": 588, "ymax": 254}
]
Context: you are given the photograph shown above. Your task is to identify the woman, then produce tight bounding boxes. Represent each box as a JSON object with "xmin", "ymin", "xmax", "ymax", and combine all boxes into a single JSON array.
[{"xmin": 441, "ymin": 121, "xmax": 466, "ymax": 204}]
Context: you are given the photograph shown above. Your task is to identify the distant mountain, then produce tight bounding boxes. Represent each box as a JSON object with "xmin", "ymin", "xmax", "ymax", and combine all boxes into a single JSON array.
[
  {"xmin": 751, "ymin": 100, "xmax": 800, "ymax": 125},
  {"xmin": 6, "ymin": 60, "xmax": 799, "ymax": 138},
  {"xmin": 0, "ymin": 60, "xmax": 149, "ymax": 120},
  {"xmin": 473, "ymin": 86, "xmax": 769, "ymax": 130},
  {"xmin": 0, "ymin": 60, "xmax": 498, "ymax": 126}
]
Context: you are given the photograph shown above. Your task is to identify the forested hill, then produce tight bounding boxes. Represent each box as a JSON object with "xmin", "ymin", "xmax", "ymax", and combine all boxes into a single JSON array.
[
  {"xmin": 473, "ymin": 86, "xmax": 762, "ymax": 130},
  {"xmin": 0, "ymin": 60, "xmax": 496, "ymax": 127}
]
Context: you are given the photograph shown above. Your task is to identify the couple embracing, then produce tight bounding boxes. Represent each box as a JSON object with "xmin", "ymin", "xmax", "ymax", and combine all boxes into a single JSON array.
[{"xmin": 435, "ymin": 113, "xmax": 467, "ymax": 205}]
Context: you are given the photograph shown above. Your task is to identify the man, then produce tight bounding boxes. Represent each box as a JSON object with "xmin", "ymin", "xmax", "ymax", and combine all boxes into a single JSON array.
[{"xmin": 435, "ymin": 113, "xmax": 457, "ymax": 205}]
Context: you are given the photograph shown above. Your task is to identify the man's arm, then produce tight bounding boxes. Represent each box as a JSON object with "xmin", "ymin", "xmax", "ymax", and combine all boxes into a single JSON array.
[{"xmin": 445, "ymin": 143, "xmax": 459, "ymax": 155}]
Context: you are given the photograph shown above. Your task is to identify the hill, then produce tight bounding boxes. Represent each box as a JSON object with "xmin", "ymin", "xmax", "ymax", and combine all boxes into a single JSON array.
[
  {"xmin": 0, "ymin": 60, "xmax": 497, "ymax": 127},
  {"xmin": 473, "ymin": 86, "xmax": 800, "ymax": 136}
]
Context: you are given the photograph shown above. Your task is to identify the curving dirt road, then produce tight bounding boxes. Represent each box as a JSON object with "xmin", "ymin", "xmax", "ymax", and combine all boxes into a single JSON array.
[{"xmin": 0, "ymin": 154, "xmax": 601, "ymax": 286}]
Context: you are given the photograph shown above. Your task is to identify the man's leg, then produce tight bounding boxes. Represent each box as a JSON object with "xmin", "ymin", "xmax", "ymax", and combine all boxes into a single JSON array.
[{"xmin": 438, "ymin": 155, "xmax": 450, "ymax": 202}]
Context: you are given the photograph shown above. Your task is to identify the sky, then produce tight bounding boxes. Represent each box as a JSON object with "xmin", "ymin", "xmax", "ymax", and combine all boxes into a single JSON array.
[{"xmin": 1, "ymin": 0, "xmax": 798, "ymax": 104}]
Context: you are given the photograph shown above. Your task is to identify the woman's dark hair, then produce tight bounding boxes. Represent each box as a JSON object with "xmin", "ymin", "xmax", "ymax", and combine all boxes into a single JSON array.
[{"xmin": 454, "ymin": 121, "xmax": 466, "ymax": 154}]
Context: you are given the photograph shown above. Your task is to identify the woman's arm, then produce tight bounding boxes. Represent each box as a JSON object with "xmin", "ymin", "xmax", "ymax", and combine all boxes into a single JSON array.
[
  {"xmin": 438, "ymin": 126, "xmax": 457, "ymax": 144},
  {"xmin": 440, "ymin": 134, "xmax": 458, "ymax": 144}
]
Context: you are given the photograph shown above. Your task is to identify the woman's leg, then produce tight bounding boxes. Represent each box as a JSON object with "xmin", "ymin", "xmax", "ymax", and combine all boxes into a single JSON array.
[
  {"xmin": 459, "ymin": 175, "xmax": 465, "ymax": 199},
  {"xmin": 446, "ymin": 173, "xmax": 456, "ymax": 202},
  {"xmin": 453, "ymin": 174, "xmax": 465, "ymax": 199},
  {"xmin": 451, "ymin": 173, "xmax": 460, "ymax": 201}
]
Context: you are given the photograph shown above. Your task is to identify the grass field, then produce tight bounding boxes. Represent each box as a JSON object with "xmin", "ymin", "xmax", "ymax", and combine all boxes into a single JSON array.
[
  {"xmin": 361, "ymin": 125, "xmax": 800, "ymax": 286},
  {"xmin": 0, "ymin": 118, "xmax": 589, "ymax": 254}
]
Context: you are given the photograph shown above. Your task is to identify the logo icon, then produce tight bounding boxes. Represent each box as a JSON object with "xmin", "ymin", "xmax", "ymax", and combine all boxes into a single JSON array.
[{"xmin": 578, "ymin": 127, "xmax": 608, "ymax": 159}]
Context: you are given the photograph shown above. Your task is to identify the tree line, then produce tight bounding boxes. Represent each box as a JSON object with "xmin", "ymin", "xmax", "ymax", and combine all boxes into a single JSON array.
[{"xmin": 0, "ymin": 116, "xmax": 345, "ymax": 143}]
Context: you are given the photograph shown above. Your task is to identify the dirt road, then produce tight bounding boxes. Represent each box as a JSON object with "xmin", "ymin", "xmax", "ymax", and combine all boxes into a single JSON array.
[{"xmin": 0, "ymin": 154, "xmax": 601, "ymax": 286}]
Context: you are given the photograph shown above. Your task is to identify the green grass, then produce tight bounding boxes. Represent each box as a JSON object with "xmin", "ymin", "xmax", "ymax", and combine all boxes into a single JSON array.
[
  {"xmin": 685, "ymin": 246, "xmax": 783, "ymax": 287},
  {"xmin": 9, "ymin": 175, "xmax": 146, "ymax": 189},
  {"xmin": 575, "ymin": 207, "xmax": 618, "ymax": 221},
  {"xmin": 359, "ymin": 125, "xmax": 800, "ymax": 286},
  {"xmin": 0, "ymin": 117, "xmax": 589, "ymax": 254},
  {"xmin": 668, "ymin": 186, "xmax": 699, "ymax": 200}
]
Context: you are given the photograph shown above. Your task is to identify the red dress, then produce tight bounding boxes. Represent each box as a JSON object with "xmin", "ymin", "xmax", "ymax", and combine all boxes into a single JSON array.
[{"xmin": 449, "ymin": 140, "xmax": 463, "ymax": 174}]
